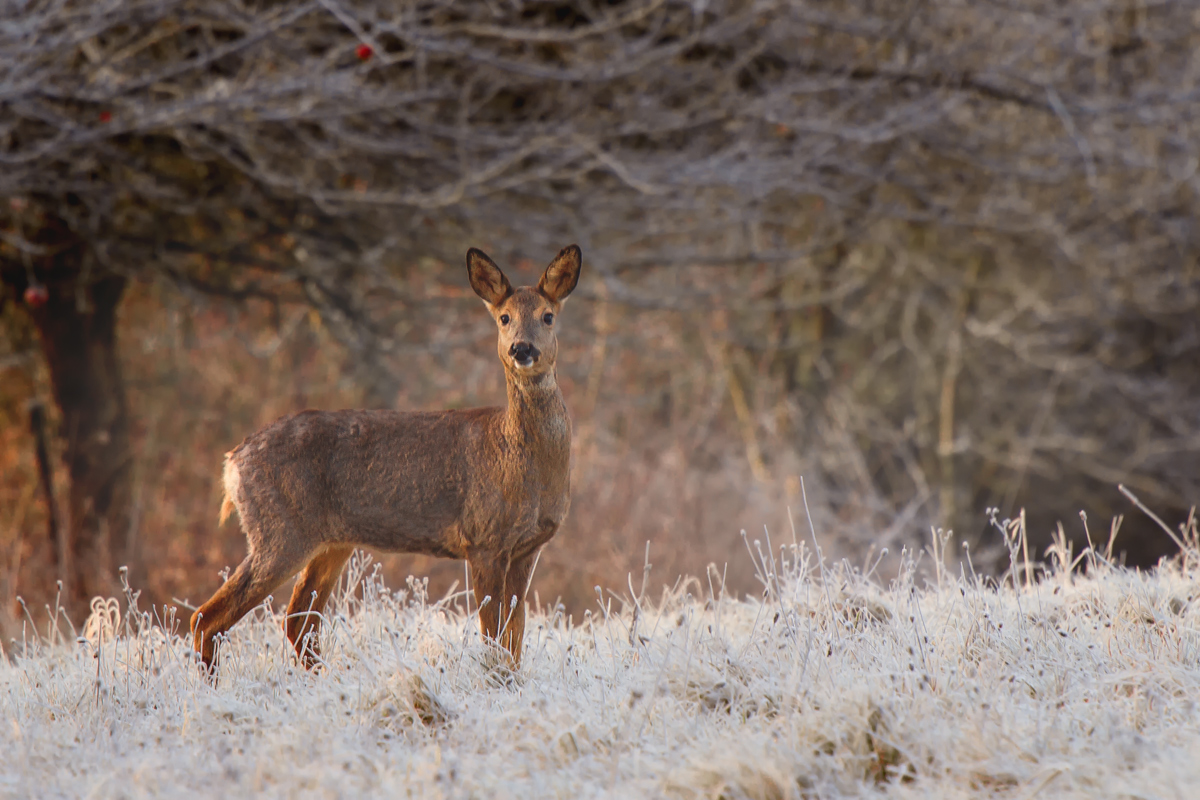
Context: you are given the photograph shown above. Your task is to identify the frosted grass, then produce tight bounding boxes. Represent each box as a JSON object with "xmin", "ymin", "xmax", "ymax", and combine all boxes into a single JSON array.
[{"xmin": 3, "ymin": 528, "xmax": 1200, "ymax": 799}]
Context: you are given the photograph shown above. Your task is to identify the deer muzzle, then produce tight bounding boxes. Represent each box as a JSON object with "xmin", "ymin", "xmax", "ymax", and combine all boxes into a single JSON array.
[{"xmin": 509, "ymin": 341, "xmax": 540, "ymax": 368}]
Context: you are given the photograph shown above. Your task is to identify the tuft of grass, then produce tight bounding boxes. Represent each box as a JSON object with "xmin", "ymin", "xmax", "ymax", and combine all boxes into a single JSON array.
[{"xmin": 3, "ymin": 522, "xmax": 1200, "ymax": 798}]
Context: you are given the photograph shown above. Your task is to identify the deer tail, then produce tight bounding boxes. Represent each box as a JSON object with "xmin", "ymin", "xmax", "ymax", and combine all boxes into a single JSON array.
[{"xmin": 218, "ymin": 454, "xmax": 241, "ymax": 526}]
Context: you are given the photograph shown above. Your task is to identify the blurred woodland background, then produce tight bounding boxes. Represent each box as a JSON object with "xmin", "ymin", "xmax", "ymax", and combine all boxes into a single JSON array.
[{"xmin": 1, "ymin": 0, "xmax": 1198, "ymax": 642}]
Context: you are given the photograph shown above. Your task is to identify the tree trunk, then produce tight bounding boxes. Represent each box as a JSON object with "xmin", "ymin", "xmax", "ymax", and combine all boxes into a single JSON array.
[{"xmin": 4, "ymin": 216, "xmax": 133, "ymax": 619}]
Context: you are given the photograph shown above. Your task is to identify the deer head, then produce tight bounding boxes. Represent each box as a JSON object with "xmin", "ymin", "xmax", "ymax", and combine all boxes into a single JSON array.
[{"xmin": 467, "ymin": 245, "xmax": 582, "ymax": 382}]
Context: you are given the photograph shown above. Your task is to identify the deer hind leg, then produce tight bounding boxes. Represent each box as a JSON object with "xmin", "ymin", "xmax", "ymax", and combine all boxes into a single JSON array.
[
  {"xmin": 285, "ymin": 545, "xmax": 354, "ymax": 670},
  {"xmin": 190, "ymin": 547, "xmax": 308, "ymax": 675},
  {"xmin": 470, "ymin": 552, "xmax": 534, "ymax": 667}
]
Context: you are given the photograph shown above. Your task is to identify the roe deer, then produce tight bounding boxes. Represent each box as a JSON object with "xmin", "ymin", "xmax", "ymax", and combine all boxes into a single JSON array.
[{"xmin": 190, "ymin": 245, "xmax": 582, "ymax": 673}]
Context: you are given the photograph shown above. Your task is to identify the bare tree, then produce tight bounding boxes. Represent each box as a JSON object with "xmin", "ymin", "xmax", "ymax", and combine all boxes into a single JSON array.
[{"xmin": 2, "ymin": 0, "xmax": 1197, "ymax": 615}]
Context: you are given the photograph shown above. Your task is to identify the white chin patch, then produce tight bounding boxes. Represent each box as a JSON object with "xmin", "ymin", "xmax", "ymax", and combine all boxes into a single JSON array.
[{"xmin": 514, "ymin": 358, "xmax": 536, "ymax": 369}]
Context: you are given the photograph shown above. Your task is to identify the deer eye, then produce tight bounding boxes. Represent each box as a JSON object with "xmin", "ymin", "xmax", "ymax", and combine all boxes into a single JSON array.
[
  {"xmin": 542, "ymin": 312, "xmax": 554, "ymax": 325},
  {"xmin": 499, "ymin": 314, "xmax": 510, "ymax": 325}
]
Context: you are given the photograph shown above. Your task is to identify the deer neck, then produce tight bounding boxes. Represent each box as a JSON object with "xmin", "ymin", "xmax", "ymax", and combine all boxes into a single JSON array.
[{"xmin": 502, "ymin": 370, "xmax": 570, "ymax": 452}]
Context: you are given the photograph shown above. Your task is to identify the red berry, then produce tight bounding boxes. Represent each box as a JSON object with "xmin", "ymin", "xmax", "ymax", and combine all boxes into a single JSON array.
[
  {"xmin": 99, "ymin": 110, "xmax": 112, "ymax": 123},
  {"xmin": 24, "ymin": 284, "xmax": 48, "ymax": 308},
  {"xmin": 355, "ymin": 43, "xmax": 373, "ymax": 61}
]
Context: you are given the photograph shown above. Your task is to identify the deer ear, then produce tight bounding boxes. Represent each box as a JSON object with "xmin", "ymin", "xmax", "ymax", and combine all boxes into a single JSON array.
[
  {"xmin": 466, "ymin": 248, "xmax": 513, "ymax": 306},
  {"xmin": 538, "ymin": 245, "xmax": 582, "ymax": 303}
]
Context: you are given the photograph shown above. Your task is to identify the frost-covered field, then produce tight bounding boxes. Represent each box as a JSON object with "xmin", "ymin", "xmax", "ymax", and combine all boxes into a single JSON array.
[{"xmin": 3, "ymin": 532, "xmax": 1200, "ymax": 799}]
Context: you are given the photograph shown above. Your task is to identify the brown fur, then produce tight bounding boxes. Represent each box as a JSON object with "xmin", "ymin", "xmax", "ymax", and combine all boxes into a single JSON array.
[{"xmin": 190, "ymin": 245, "xmax": 583, "ymax": 674}]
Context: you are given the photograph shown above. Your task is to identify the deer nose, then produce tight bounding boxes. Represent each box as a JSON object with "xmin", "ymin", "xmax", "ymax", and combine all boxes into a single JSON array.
[{"xmin": 509, "ymin": 342, "xmax": 539, "ymax": 366}]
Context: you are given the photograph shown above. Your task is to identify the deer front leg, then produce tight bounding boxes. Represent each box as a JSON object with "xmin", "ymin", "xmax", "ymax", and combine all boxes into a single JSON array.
[{"xmin": 470, "ymin": 551, "xmax": 534, "ymax": 667}]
